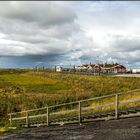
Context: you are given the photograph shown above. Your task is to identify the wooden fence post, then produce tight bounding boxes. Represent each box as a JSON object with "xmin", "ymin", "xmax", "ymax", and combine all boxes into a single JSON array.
[
  {"xmin": 115, "ymin": 94, "xmax": 119, "ymax": 119},
  {"xmin": 47, "ymin": 107, "xmax": 49, "ymax": 126},
  {"xmin": 9, "ymin": 114, "xmax": 12, "ymax": 126},
  {"xmin": 78, "ymin": 101, "xmax": 82, "ymax": 125},
  {"xmin": 26, "ymin": 111, "xmax": 29, "ymax": 127}
]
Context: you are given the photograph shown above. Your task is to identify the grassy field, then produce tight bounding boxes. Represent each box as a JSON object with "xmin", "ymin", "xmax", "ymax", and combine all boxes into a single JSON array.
[{"xmin": 0, "ymin": 70, "xmax": 140, "ymax": 128}]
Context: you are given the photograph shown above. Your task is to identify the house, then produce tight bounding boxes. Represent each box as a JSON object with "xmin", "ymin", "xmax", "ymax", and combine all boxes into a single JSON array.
[
  {"xmin": 111, "ymin": 64, "xmax": 126, "ymax": 73},
  {"xmin": 75, "ymin": 63, "xmax": 126, "ymax": 74},
  {"xmin": 75, "ymin": 65, "xmax": 88, "ymax": 72},
  {"xmin": 101, "ymin": 64, "xmax": 126, "ymax": 73},
  {"xmin": 75, "ymin": 64, "xmax": 101, "ymax": 73},
  {"xmin": 55, "ymin": 66, "xmax": 62, "ymax": 72}
]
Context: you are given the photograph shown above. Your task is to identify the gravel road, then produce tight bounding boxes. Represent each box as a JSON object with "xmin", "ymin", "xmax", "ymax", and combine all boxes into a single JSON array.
[
  {"xmin": 0, "ymin": 117, "xmax": 140, "ymax": 140},
  {"xmin": 115, "ymin": 74, "xmax": 140, "ymax": 77}
]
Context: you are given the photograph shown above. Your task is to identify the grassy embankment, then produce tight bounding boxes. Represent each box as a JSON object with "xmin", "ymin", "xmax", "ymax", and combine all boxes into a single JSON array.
[{"xmin": 0, "ymin": 70, "xmax": 140, "ymax": 131}]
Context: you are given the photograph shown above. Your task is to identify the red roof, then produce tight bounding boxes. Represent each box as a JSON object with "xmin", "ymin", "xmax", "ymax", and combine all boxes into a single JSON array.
[{"xmin": 82, "ymin": 63, "xmax": 126, "ymax": 69}]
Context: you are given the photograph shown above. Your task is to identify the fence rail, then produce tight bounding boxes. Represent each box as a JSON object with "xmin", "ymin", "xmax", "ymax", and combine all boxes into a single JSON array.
[{"xmin": 8, "ymin": 89, "xmax": 140, "ymax": 127}]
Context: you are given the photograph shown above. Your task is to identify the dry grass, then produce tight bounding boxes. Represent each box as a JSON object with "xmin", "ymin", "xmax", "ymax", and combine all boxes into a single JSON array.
[{"xmin": 0, "ymin": 71, "xmax": 140, "ymax": 126}]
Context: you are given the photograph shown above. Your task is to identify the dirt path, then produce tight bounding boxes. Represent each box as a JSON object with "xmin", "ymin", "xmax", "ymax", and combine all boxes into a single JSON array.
[
  {"xmin": 115, "ymin": 74, "xmax": 140, "ymax": 77},
  {"xmin": 0, "ymin": 117, "xmax": 140, "ymax": 140}
]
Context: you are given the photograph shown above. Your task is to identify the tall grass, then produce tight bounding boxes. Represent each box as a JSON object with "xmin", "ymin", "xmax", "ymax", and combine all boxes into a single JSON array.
[{"xmin": 0, "ymin": 71, "xmax": 140, "ymax": 126}]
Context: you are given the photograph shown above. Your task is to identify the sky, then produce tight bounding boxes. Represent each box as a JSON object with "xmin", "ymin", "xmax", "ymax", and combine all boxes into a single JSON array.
[{"xmin": 0, "ymin": 1, "xmax": 140, "ymax": 68}]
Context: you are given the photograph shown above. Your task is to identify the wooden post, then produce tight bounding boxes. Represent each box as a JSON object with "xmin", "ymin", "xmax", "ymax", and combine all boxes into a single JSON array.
[
  {"xmin": 26, "ymin": 111, "xmax": 29, "ymax": 127},
  {"xmin": 115, "ymin": 94, "xmax": 119, "ymax": 119},
  {"xmin": 78, "ymin": 101, "xmax": 82, "ymax": 125},
  {"xmin": 47, "ymin": 107, "xmax": 49, "ymax": 126},
  {"xmin": 9, "ymin": 114, "xmax": 12, "ymax": 126}
]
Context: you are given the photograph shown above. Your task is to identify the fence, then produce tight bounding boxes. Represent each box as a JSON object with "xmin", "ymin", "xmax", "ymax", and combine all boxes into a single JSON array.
[{"xmin": 8, "ymin": 89, "xmax": 140, "ymax": 127}]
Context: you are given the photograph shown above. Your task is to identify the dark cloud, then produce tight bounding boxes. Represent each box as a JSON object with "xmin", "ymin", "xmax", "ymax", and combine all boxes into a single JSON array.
[
  {"xmin": 0, "ymin": 54, "xmax": 66, "ymax": 68},
  {"xmin": 0, "ymin": 2, "xmax": 81, "ymax": 58},
  {"xmin": 0, "ymin": 2, "xmax": 76, "ymax": 26},
  {"xmin": 109, "ymin": 35, "xmax": 140, "ymax": 52}
]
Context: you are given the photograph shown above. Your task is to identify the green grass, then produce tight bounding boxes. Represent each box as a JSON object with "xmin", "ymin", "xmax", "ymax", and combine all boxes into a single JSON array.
[{"xmin": 0, "ymin": 70, "xmax": 140, "ymax": 127}]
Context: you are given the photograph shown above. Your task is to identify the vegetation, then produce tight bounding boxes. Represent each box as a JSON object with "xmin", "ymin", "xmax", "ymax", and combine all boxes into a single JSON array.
[
  {"xmin": 0, "ymin": 69, "xmax": 140, "ymax": 127},
  {"xmin": 0, "ymin": 127, "xmax": 17, "ymax": 134}
]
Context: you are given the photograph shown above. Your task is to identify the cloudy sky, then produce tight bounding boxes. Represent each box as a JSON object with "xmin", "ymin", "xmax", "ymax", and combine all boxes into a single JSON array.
[{"xmin": 0, "ymin": 1, "xmax": 140, "ymax": 68}]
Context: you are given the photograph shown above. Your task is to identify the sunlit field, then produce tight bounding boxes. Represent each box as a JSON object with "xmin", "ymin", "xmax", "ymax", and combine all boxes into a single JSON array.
[{"xmin": 0, "ymin": 70, "xmax": 140, "ymax": 127}]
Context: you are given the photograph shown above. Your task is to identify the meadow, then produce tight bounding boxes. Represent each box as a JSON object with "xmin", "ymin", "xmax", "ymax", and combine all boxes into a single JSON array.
[{"xmin": 0, "ymin": 69, "xmax": 140, "ymax": 127}]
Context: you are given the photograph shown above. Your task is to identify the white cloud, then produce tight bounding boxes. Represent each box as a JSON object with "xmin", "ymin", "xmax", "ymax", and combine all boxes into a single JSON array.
[{"xmin": 0, "ymin": 1, "xmax": 140, "ymax": 67}]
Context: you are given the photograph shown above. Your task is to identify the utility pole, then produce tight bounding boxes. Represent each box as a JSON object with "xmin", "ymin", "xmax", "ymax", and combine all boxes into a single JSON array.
[
  {"xmin": 73, "ymin": 65, "xmax": 75, "ymax": 72},
  {"xmin": 54, "ymin": 65, "xmax": 56, "ymax": 72},
  {"xmin": 42, "ymin": 66, "xmax": 44, "ymax": 72},
  {"xmin": 97, "ymin": 56, "xmax": 101, "ymax": 75}
]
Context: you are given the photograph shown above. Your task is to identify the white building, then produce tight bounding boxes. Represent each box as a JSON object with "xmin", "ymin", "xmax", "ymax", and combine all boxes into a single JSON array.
[
  {"xmin": 55, "ymin": 66, "xmax": 62, "ymax": 72},
  {"xmin": 132, "ymin": 69, "xmax": 140, "ymax": 74}
]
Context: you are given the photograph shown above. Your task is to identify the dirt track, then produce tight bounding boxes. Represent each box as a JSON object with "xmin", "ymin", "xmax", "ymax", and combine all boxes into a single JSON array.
[
  {"xmin": 115, "ymin": 74, "xmax": 140, "ymax": 77},
  {"xmin": 0, "ymin": 117, "xmax": 140, "ymax": 140}
]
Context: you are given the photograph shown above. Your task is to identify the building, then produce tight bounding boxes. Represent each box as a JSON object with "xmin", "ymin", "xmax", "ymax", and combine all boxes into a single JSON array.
[
  {"xmin": 55, "ymin": 66, "xmax": 62, "ymax": 72},
  {"xmin": 75, "ymin": 65, "xmax": 88, "ymax": 72},
  {"xmin": 132, "ymin": 69, "xmax": 140, "ymax": 74},
  {"xmin": 75, "ymin": 63, "xmax": 126, "ymax": 74},
  {"xmin": 111, "ymin": 64, "xmax": 126, "ymax": 73}
]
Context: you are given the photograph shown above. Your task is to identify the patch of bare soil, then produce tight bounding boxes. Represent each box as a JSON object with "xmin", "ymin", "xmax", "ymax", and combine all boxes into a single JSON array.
[
  {"xmin": 0, "ymin": 117, "xmax": 140, "ymax": 140},
  {"xmin": 115, "ymin": 74, "xmax": 140, "ymax": 77}
]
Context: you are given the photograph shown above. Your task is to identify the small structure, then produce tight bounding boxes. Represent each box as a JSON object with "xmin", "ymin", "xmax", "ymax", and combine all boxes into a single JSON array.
[
  {"xmin": 132, "ymin": 69, "xmax": 140, "ymax": 74},
  {"xmin": 55, "ymin": 66, "xmax": 62, "ymax": 72}
]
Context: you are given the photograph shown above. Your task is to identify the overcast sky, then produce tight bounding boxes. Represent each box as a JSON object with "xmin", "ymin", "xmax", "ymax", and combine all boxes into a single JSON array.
[{"xmin": 0, "ymin": 1, "xmax": 140, "ymax": 68}]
